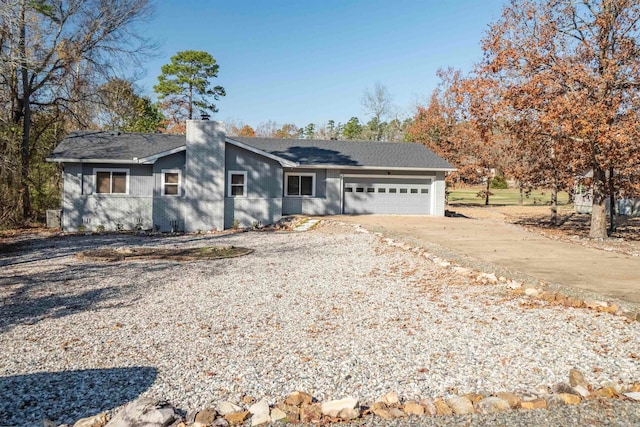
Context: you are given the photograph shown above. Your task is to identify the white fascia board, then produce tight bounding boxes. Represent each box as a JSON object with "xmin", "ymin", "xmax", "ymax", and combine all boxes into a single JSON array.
[
  {"xmin": 291, "ymin": 164, "xmax": 457, "ymax": 172},
  {"xmin": 46, "ymin": 157, "xmax": 137, "ymax": 164},
  {"xmin": 226, "ymin": 138, "xmax": 298, "ymax": 167},
  {"xmin": 137, "ymin": 146, "xmax": 186, "ymax": 164}
]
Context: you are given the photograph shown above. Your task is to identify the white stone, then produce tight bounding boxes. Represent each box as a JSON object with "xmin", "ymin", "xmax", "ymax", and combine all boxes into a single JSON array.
[
  {"xmin": 249, "ymin": 399, "xmax": 271, "ymax": 426},
  {"xmin": 623, "ymin": 392, "xmax": 640, "ymax": 401},
  {"xmin": 217, "ymin": 401, "xmax": 242, "ymax": 416},
  {"xmin": 573, "ymin": 385, "xmax": 590, "ymax": 397},
  {"xmin": 506, "ymin": 280, "xmax": 522, "ymax": 289},
  {"xmin": 270, "ymin": 408, "xmax": 287, "ymax": 422},
  {"xmin": 321, "ymin": 397, "xmax": 358, "ymax": 418},
  {"xmin": 377, "ymin": 391, "xmax": 399, "ymax": 406},
  {"xmin": 525, "ymin": 287, "xmax": 540, "ymax": 296}
]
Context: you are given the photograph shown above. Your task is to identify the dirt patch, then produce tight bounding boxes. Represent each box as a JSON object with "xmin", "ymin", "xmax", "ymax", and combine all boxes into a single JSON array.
[
  {"xmin": 447, "ymin": 205, "xmax": 640, "ymax": 257},
  {"xmin": 77, "ymin": 246, "xmax": 254, "ymax": 262}
]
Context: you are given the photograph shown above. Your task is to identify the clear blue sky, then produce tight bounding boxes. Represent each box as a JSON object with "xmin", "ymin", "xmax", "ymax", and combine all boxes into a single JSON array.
[{"xmin": 137, "ymin": 0, "xmax": 507, "ymax": 129}]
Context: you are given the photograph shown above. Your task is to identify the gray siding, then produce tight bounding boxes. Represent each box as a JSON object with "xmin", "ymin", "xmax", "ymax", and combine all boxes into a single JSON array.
[
  {"xmin": 225, "ymin": 145, "xmax": 282, "ymax": 198},
  {"xmin": 282, "ymin": 168, "xmax": 341, "ymax": 215},
  {"xmin": 152, "ymin": 152, "xmax": 186, "ymax": 231},
  {"xmin": 183, "ymin": 121, "xmax": 225, "ymax": 232},
  {"xmin": 61, "ymin": 162, "xmax": 153, "ymax": 231},
  {"xmin": 282, "ymin": 168, "xmax": 446, "ymax": 216},
  {"xmin": 223, "ymin": 144, "xmax": 283, "ymax": 228}
]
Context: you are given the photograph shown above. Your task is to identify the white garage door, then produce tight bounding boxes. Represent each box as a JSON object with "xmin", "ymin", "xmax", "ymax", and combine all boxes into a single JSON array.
[{"xmin": 343, "ymin": 177, "xmax": 432, "ymax": 214}]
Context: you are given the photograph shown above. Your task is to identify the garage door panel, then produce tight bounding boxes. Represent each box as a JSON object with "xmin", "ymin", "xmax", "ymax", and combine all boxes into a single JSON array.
[{"xmin": 343, "ymin": 177, "xmax": 431, "ymax": 215}]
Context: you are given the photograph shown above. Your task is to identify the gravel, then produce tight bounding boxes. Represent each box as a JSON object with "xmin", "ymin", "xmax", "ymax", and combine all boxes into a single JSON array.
[{"xmin": 1, "ymin": 223, "xmax": 639, "ymax": 426}]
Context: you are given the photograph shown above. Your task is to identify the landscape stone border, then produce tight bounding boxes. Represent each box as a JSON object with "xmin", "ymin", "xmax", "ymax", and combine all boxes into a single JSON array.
[{"xmin": 59, "ymin": 371, "xmax": 640, "ymax": 427}]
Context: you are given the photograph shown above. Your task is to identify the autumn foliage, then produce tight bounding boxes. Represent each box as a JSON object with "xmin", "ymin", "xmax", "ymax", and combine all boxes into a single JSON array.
[{"xmin": 411, "ymin": 0, "xmax": 640, "ymax": 238}]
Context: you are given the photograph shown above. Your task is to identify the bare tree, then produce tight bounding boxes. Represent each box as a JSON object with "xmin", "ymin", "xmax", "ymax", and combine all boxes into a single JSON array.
[
  {"xmin": 361, "ymin": 81, "xmax": 393, "ymax": 141},
  {"xmin": 0, "ymin": 0, "xmax": 156, "ymax": 223}
]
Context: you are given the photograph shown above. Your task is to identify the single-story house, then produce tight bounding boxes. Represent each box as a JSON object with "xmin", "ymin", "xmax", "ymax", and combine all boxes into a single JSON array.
[{"xmin": 47, "ymin": 120, "xmax": 455, "ymax": 232}]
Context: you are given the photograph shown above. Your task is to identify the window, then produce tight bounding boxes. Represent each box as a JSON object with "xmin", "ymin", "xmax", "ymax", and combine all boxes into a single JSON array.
[
  {"xmin": 356, "ymin": 187, "xmax": 364, "ymax": 193},
  {"xmin": 345, "ymin": 187, "xmax": 353, "ymax": 192},
  {"xmin": 285, "ymin": 173, "xmax": 315, "ymax": 197},
  {"xmin": 421, "ymin": 188, "xmax": 429, "ymax": 194},
  {"xmin": 162, "ymin": 169, "xmax": 181, "ymax": 196},
  {"xmin": 400, "ymin": 188, "xmax": 408, "ymax": 194},
  {"xmin": 389, "ymin": 188, "xmax": 397, "ymax": 193},
  {"xmin": 410, "ymin": 188, "xmax": 418, "ymax": 194},
  {"xmin": 367, "ymin": 188, "xmax": 375, "ymax": 193},
  {"xmin": 378, "ymin": 188, "xmax": 386, "ymax": 193},
  {"xmin": 227, "ymin": 171, "xmax": 247, "ymax": 197},
  {"xmin": 94, "ymin": 169, "xmax": 129, "ymax": 194}
]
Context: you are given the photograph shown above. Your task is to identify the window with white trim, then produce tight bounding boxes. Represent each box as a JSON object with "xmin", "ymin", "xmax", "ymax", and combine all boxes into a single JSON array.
[
  {"xmin": 94, "ymin": 168, "xmax": 129, "ymax": 194},
  {"xmin": 285, "ymin": 173, "xmax": 315, "ymax": 197},
  {"xmin": 162, "ymin": 169, "xmax": 181, "ymax": 196},
  {"xmin": 227, "ymin": 171, "xmax": 247, "ymax": 197}
]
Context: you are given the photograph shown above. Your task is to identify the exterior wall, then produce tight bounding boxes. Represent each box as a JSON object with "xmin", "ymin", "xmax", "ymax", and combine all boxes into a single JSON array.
[
  {"xmin": 281, "ymin": 168, "xmax": 447, "ymax": 216},
  {"xmin": 433, "ymin": 171, "xmax": 447, "ymax": 216},
  {"xmin": 152, "ymin": 152, "xmax": 186, "ymax": 232},
  {"xmin": 61, "ymin": 162, "xmax": 153, "ymax": 231},
  {"xmin": 183, "ymin": 121, "xmax": 225, "ymax": 232},
  {"xmin": 223, "ymin": 144, "xmax": 283, "ymax": 228},
  {"xmin": 282, "ymin": 168, "xmax": 341, "ymax": 215}
]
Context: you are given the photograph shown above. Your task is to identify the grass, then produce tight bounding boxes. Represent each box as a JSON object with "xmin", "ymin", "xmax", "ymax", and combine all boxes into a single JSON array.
[{"xmin": 448, "ymin": 186, "xmax": 571, "ymax": 206}]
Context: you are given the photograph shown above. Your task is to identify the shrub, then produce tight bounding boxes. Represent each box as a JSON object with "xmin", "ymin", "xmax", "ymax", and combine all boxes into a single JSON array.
[{"xmin": 491, "ymin": 175, "xmax": 508, "ymax": 189}]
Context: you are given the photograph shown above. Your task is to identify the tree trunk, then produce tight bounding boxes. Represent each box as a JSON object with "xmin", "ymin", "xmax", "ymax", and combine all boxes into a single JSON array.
[
  {"xmin": 589, "ymin": 166, "xmax": 608, "ymax": 239},
  {"xmin": 485, "ymin": 178, "xmax": 490, "ymax": 206},
  {"xmin": 550, "ymin": 179, "xmax": 558, "ymax": 226},
  {"xmin": 519, "ymin": 185, "xmax": 524, "ymax": 205},
  {"xmin": 188, "ymin": 83, "xmax": 193, "ymax": 120},
  {"xmin": 608, "ymin": 166, "xmax": 616, "ymax": 235},
  {"xmin": 19, "ymin": 0, "xmax": 32, "ymax": 221}
]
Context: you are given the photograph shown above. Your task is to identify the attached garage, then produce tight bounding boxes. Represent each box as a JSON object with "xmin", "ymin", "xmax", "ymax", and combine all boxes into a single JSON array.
[{"xmin": 343, "ymin": 176, "xmax": 433, "ymax": 214}]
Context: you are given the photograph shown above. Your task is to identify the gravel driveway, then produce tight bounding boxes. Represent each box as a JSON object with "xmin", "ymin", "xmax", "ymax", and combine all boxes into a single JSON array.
[{"xmin": 1, "ymin": 223, "xmax": 639, "ymax": 426}]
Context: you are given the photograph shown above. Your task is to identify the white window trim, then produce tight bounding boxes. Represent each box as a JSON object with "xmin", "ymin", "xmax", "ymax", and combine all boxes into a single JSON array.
[
  {"xmin": 227, "ymin": 170, "xmax": 248, "ymax": 198},
  {"xmin": 161, "ymin": 169, "xmax": 182, "ymax": 197},
  {"xmin": 93, "ymin": 168, "xmax": 130, "ymax": 195},
  {"xmin": 285, "ymin": 172, "xmax": 316, "ymax": 197}
]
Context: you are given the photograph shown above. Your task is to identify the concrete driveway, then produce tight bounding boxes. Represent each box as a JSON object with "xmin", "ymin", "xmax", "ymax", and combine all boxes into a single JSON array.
[{"xmin": 333, "ymin": 214, "xmax": 640, "ymax": 307}]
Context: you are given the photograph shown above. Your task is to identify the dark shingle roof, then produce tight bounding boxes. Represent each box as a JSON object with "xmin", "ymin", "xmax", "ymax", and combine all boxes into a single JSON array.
[
  {"xmin": 48, "ymin": 131, "xmax": 185, "ymax": 161},
  {"xmin": 48, "ymin": 131, "xmax": 454, "ymax": 170},
  {"xmin": 229, "ymin": 137, "xmax": 455, "ymax": 170}
]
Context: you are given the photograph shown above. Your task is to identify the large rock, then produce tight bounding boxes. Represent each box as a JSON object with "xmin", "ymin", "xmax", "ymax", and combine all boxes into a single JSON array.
[
  {"xmin": 552, "ymin": 383, "xmax": 579, "ymax": 395},
  {"xmin": 74, "ymin": 413, "xmax": 108, "ymax": 427},
  {"xmin": 284, "ymin": 391, "xmax": 313, "ymax": 407},
  {"xmin": 216, "ymin": 402, "xmax": 242, "ymax": 416},
  {"xmin": 269, "ymin": 408, "xmax": 287, "ymax": 422},
  {"xmin": 105, "ymin": 398, "xmax": 180, "ymax": 427},
  {"xmin": 299, "ymin": 404, "xmax": 322, "ymax": 423},
  {"xmin": 496, "ymin": 392, "xmax": 521, "ymax": 409},
  {"xmin": 446, "ymin": 396, "xmax": 474, "ymax": 415},
  {"xmin": 194, "ymin": 408, "xmax": 218, "ymax": 427},
  {"xmin": 248, "ymin": 399, "xmax": 270, "ymax": 426},
  {"xmin": 403, "ymin": 402, "xmax": 424, "ymax": 416},
  {"xmin": 378, "ymin": 391, "xmax": 399, "ymax": 406},
  {"xmin": 223, "ymin": 411, "xmax": 250, "ymax": 425},
  {"xmin": 475, "ymin": 397, "xmax": 511, "ymax": 414},
  {"xmin": 569, "ymin": 369, "xmax": 589, "ymax": 388},
  {"xmin": 520, "ymin": 398, "xmax": 547, "ymax": 410},
  {"xmin": 547, "ymin": 393, "xmax": 581, "ymax": 407},
  {"xmin": 418, "ymin": 399, "xmax": 438, "ymax": 416},
  {"xmin": 434, "ymin": 399, "xmax": 452, "ymax": 416},
  {"xmin": 274, "ymin": 404, "xmax": 299, "ymax": 422},
  {"xmin": 320, "ymin": 397, "xmax": 358, "ymax": 418}
]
